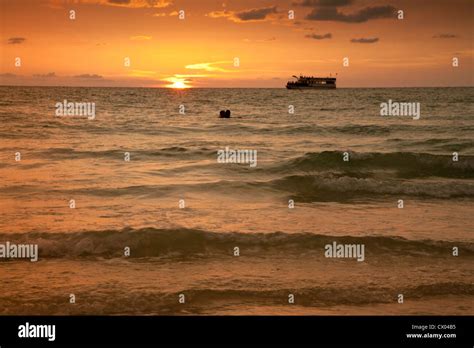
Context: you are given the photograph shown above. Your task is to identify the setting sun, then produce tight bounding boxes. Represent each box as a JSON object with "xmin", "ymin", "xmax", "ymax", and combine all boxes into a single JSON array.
[
  {"xmin": 164, "ymin": 76, "xmax": 191, "ymax": 89},
  {"xmin": 170, "ymin": 81, "xmax": 187, "ymax": 89}
]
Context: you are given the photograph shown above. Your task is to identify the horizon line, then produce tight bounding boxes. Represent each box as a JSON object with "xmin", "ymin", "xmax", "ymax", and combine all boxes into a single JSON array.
[{"xmin": 1, "ymin": 84, "xmax": 473, "ymax": 89}]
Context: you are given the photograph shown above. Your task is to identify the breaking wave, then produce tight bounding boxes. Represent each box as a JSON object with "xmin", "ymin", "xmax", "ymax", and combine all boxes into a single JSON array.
[
  {"xmin": 0, "ymin": 228, "xmax": 472, "ymax": 259},
  {"xmin": 272, "ymin": 151, "xmax": 474, "ymax": 179}
]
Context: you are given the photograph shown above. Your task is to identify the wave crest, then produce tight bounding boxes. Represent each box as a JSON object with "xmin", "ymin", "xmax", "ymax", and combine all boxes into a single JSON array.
[{"xmin": 0, "ymin": 228, "xmax": 471, "ymax": 259}]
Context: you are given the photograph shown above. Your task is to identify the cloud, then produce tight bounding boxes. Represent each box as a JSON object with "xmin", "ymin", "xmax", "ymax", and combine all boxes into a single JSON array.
[
  {"xmin": 151, "ymin": 9, "xmax": 180, "ymax": 16},
  {"xmin": 207, "ymin": 6, "xmax": 278, "ymax": 22},
  {"xmin": 306, "ymin": 5, "xmax": 396, "ymax": 22},
  {"xmin": 174, "ymin": 74, "xmax": 209, "ymax": 78},
  {"xmin": 296, "ymin": 0, "xmax": 353, "ymax": 6},
  {"xmin": 75, "ymin": 0, "xmax": 172, "ymax": 8},
  {"xmin": 73, "ymin": 74, "xmax": 103, "ymax": 79},
  {"xmin": 235, "ymin": 6, "xmax": 278, "ymax": 21},
  {"xmin": 33, "ymin": 72, "xmax": 56, "ymax": 78},
  {"xmin": 306, "ymin": 33, "xmax": 332, "ymax": 40},
  {"xmin": 130, "ymin": 35, "xmax": 152, "ymax": 40},
  {"xmin": 243, "ymin": 37, "xmax": 277, "ymax": 42},
  {"xmin": 8, "ymin": 37, "xmax": 26, "ymax": 44},
  {"xmin": 162, "ymin": 74, "xmax": 207, "ymax": 81},
  {"xmin": 185, "ymin": 61, "xmax": 232, "ymax": 72},
  {"xmin": 350, "ymin": 37, "xmax": 379, "ymax": 43},
  {"xmin": 207, "ymin": 10, "xmax": 231, "ymax": 19},
  {"xmin": 108, "ymin": 0, "xmax": 130, "ymax": 4},
  {"xmin": 433, "ymin": 33, "xmax": 458, "ymax": 39}
]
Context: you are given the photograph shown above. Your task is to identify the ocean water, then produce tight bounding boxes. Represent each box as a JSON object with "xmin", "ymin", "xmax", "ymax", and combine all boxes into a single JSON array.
[{"xmin": 0, "ymin": 86, "xmax": 473, "ymax": 315}]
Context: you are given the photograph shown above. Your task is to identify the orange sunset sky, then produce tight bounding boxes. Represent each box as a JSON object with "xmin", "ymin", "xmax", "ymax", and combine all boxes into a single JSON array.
[{"xmin": 0, "ymin": 0, "xmax": 473, "ymax": 88}]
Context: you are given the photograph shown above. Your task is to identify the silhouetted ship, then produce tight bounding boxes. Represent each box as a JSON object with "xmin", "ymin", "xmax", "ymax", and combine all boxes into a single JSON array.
[{"xmin": 286, "ymin": 75, "xmax": 336, "ymax": 89}]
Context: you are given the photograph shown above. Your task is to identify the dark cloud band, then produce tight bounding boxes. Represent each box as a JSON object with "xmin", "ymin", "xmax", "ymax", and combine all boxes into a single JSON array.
[{"xmin": 306, "ymin": 5, "xmax": 396, "ymax": 23}]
